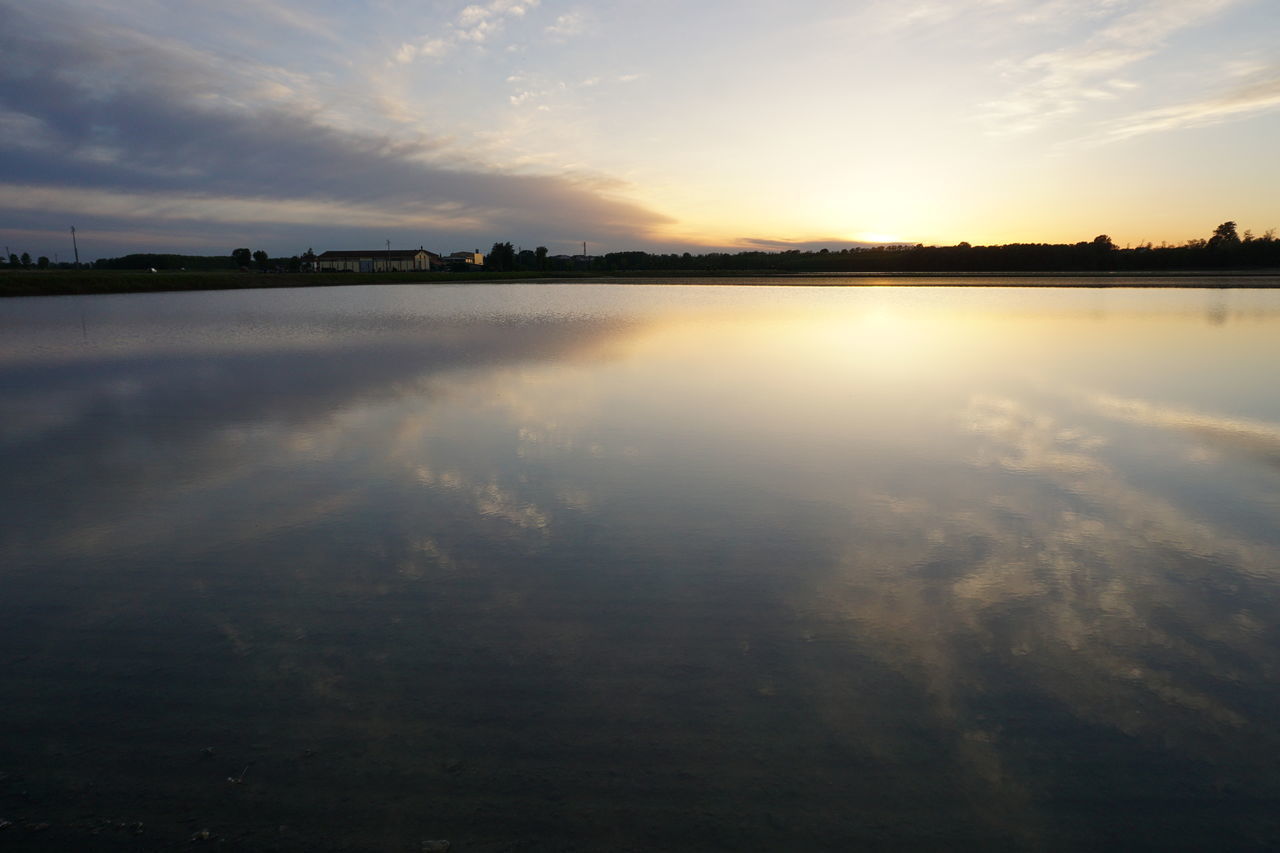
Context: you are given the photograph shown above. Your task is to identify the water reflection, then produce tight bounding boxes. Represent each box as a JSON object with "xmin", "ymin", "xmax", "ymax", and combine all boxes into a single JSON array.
[{"xmin": 2, "ymin": 283, "xmax": 1280, "ymax": 850}]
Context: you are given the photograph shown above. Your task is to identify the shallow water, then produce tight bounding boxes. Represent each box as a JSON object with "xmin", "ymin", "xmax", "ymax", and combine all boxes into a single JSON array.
[{"xmin": 2, "ymin": 282, "xmax": 1280, "ymax": 850}]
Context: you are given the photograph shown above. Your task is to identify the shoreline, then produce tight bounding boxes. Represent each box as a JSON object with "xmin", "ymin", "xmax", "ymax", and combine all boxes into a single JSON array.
[{"xmin": 3, "ymin": 268, "xmax": 1280, "ymax": 297}]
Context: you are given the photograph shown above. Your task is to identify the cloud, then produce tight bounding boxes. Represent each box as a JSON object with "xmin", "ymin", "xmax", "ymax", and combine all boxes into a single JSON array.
[
  {"xmin": 0, "ymin": 108, "xmax": 59, "ymax": 151},
  {"xmin": 195, "ymin": 0, "xmax": 342, "ymax": 44},
  {"xmin": 884, "ymin": 0, "xmax": 1019, "ymax": 30},
  {"xmin": 1085, "ymin": 70, "xmax": 1280, "ymax": 144},
  {"xmin": 982, "ymin": 0, "xmax": 1246, "ymax": 133},
  {"xmin": 877, "ymin": 0, "xmax": 1122, "ymax": 34},
  {"xmin": 397, "ymin": 0, "xmax": 542, "ymax": 61},
  {"xmin": 0, "ymin": 184, "xmax": 485, "ymax": 231},
  {"xmin": 545, "ymin": 11, "xmax": 587, "ymax": 39},
  {"xmin": 738, "ymin": 237, "xmax": 901, "ymax": 251},
  {"xmin": 0, "ymin": 0, "xmax": 669, "ymax": 256}
]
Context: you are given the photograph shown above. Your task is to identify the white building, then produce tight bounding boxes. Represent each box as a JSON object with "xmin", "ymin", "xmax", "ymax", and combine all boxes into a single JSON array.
[{"xmin": 315, "ymin": 248, "xmax": 440, "ymax": 272}]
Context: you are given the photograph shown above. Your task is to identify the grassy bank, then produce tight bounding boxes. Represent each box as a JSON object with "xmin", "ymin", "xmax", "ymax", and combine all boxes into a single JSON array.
[
  {"xmin": 3, "ymin": 267, "xmax": 1279, "ymax": 297},
  {"xmin": 0, "ymin": 269, "xmax": 590, "ymax": 297}
]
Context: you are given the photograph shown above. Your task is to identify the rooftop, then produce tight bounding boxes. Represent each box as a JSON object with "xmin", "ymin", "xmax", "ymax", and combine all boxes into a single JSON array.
[{"xmin": 317, "ymin": 249, "xmax": 440, "ymax": 259}]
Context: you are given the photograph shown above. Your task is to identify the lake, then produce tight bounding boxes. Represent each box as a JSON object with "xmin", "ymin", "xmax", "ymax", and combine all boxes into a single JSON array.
[{"xmin": 3, "ymin": 280, "xmax": 1280, "ymax": 851}]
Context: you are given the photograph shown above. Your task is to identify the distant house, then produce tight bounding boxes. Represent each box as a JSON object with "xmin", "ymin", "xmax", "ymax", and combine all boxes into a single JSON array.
[
  {"xmin": 315, "ymin": 248, "xmax": 440, "ymax": 272},
  {"xmin": 551, "ymin": 253, "xmax": 592, "ymax": 270},
  {"xmin": 445, "ymin": 250, "xmax": 485, "ymax": 269}
]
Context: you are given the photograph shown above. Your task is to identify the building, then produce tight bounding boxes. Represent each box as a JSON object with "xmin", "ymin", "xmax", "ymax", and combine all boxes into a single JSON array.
[
  {"xmin": 315, "ymin": 248, "xmax": 440, "ymax": 272},
  {"xmin": 445, "ymin": 250, "xmax": 485, "ymax": 269}
]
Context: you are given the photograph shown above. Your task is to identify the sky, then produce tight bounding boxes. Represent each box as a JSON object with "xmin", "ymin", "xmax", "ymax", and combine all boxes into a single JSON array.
[{"xmin": 1, "ymin": 0, "xmax": 1277, "ymax": 260}]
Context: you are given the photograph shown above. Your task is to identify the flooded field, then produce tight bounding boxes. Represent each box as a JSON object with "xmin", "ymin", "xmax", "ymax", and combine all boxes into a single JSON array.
[{"xmin": 2, "ymin": 281, "xmax": 1280, "ymax": 850}]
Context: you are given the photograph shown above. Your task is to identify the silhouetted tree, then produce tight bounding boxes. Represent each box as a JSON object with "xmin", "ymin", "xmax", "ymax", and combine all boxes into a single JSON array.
[
  {"xmin": 302, "ymin": 248, "xmax": 316, "ymax": 270},
  {"xmin": 20, "ymin": 252, "xmax": 31, "ymax": 267},
  {"xmin": 485, "ymin": 241, "xmax": 516, "ymax": 271},
  {"xmin": 252, "ymin": 250, "xmax": 269, "ymax": 267},
  {"xmin": 1209, "ymin": 221, "xmax": 1241, "ymax": 249},
  {"xmin": 231, "ymin": 247, "xmax": 252, "ymax": 267},
  {"xmin": 6, "ymin": 253, "xmax": 16, "ymax": 267},
  {"xmin": 535, "ymin": 246, "xmax": 548, "ymax": 270},
  {"xmin": 37, "ymin": 256, "xmax": 49, "ymax": 269}
]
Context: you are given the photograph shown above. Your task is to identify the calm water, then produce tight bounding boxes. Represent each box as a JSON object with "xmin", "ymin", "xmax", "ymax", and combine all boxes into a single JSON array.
[{"xmin": 3, "ymin": 281, "xmax": 1280, "ymax": 851}]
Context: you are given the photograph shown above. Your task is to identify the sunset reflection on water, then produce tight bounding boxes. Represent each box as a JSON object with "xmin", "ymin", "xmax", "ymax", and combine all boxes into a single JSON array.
[{"xmin": 2, "ymin": 282, "xmax": 1279, "ymax": 851}]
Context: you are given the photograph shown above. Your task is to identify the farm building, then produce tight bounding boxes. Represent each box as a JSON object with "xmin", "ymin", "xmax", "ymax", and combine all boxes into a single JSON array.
[{"xmin": 315, "ymin": 248, "xmax": 440, "ymax": 272}]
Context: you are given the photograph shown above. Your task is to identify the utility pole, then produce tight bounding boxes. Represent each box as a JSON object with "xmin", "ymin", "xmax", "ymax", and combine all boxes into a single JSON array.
[
  {"xmin": 582, "ymin": 241, "xmax": 587, "ymax": 257},
  {"xmin": 386, "ymin": 238, "xmax": 391, "ymax": 272},
  {"xmin": 70, "ymin": 226, "xmax": 80, "ymax": 267}
]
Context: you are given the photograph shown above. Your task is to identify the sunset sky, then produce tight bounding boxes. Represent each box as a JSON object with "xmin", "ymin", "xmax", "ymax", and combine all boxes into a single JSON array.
[{"xmin": 1, "ymin": 0, "xmax": 1277, "ymax": 259}]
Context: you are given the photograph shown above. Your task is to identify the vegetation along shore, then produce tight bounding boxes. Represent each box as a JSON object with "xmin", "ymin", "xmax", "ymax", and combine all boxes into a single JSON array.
[{"xmin": 3, "ymin": 222, "xmax": 1278, "ymax": 297}]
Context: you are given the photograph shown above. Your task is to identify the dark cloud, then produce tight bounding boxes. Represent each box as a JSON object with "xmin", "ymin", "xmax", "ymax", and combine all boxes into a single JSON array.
[
  {"xmin": 0, "ymin": 1, "xmax": 671, "ymax": 257},
  {"xmin": 738, "ymin": 237, "xmax": 903, "ymax": 251}
]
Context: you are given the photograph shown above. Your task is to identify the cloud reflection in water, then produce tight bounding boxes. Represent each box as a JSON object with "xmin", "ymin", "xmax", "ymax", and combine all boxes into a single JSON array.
[{"xmin": 2, "ymin": 284, "xmax": 1280, "ymax": 850}]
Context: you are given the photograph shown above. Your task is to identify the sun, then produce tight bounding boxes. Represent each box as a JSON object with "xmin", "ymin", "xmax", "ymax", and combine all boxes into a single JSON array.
[{"xmin": 854, "ymin": 231, "xmax": 904, "ymax": 244}]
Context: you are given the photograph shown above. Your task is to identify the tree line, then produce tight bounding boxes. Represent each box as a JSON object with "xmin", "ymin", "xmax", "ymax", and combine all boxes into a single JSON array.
[
  {"xmin": 536, "ymin": 222, "xmax": 1279, "ymax": 274},
  {"xmin": 88, "ymin": 249, "xmax": 306, "ymax": 271},
  {"xmin": 4, "ymin": 251, "xmax": 57, "ymax": 269},
  {"xmin": 482, "ymin": 242, "xmax": 549, "ymax": 272},
  {"xmin": 12, "ymin": 221, "xmax": 1277, "ymax": 275},
  {"xmin": 479, "ymin": 222, "xmax": 1276, "ymax": 274}
]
